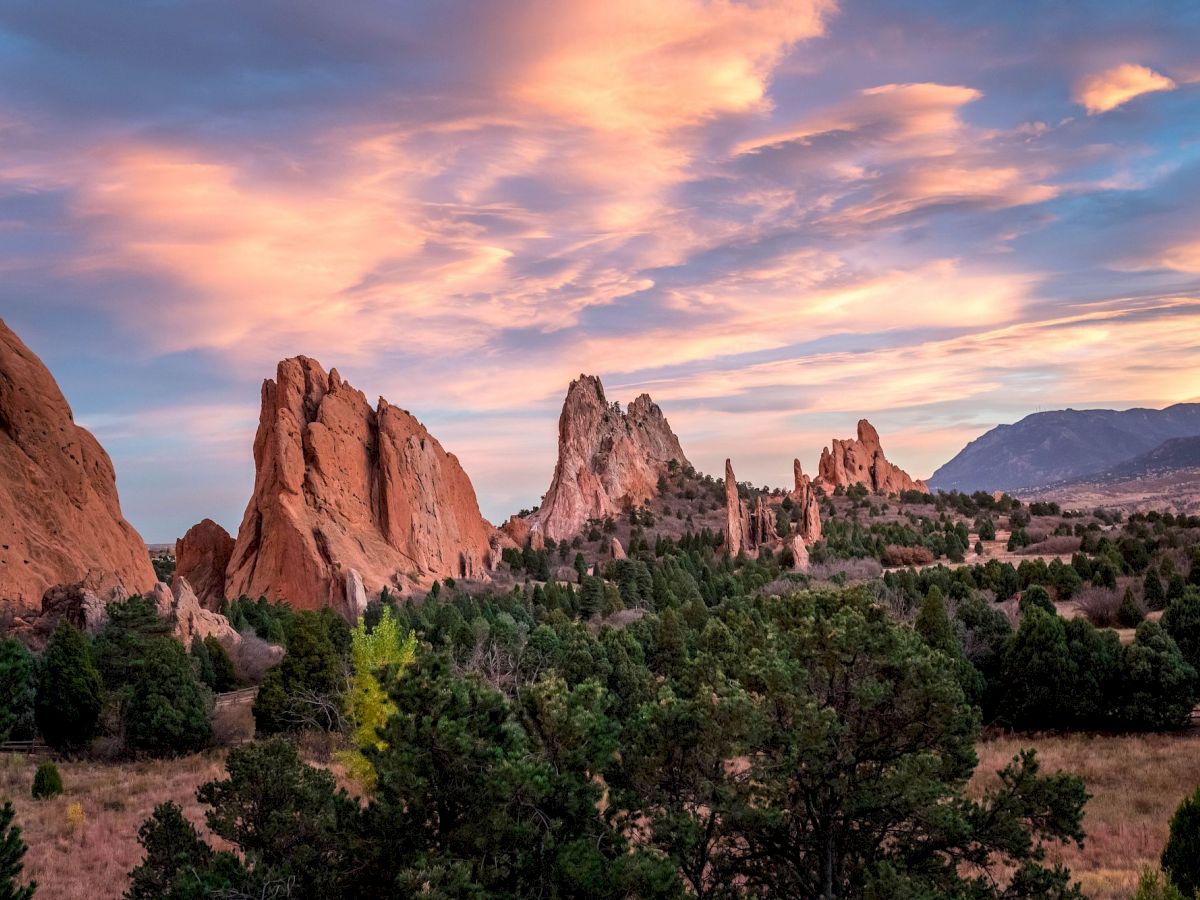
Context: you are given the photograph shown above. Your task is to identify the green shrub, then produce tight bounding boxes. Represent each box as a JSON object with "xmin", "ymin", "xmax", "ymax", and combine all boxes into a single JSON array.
[
  {"xmin": 205, "ymin": 636, "xmax": 239, "ymax": 693},
  {"xmin": 0, "ymin": 639, "xmax": 36, "ymax": 743},
  {"xmin": 1162, "ymin": 785, "xmax": 1200, "ymax": 898},
  {"xmin": 1018, "ymin": 584, "xmax": 1056, "ymax": 616},
  {"xmin": 253, "ymin": 611, "xmax": 345, "ymax": 735},
  {"xmin": 31, "ymin": 761, "xmax": 63, "ymax": 799},
  {"xmin": 35, "ymin": 621, "xmax": 103, "ymax": 752}
]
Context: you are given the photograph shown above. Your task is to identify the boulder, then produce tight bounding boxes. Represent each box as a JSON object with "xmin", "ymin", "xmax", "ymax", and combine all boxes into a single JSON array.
[
  {"xmin": 610, "ymin": 537, "xmax": 627, "ymax": 559},
  {"xmin": 0, "ymin": 319, "xmax": 156, "ymax": 606},
  {"xmin": 224, "ymin": 357, "xmax": 497, "ymax": 611},
  {"xmin": 37, "ymin": 582, "xmax": 110, "ymax": 635},
  {"xmin": 175, "ymin": 518, "xmax": 234, "ymax": 610},
  {"xmin": 815, "ymin": 419, "xmax": 928, "ymax": 495},
  {"xmin": 528, "ymin": 375, "xmax": 688, "ymax": 542},
  {"xmin": 789, "ymin": 534, "xmax": 811, "ymax": 573}
]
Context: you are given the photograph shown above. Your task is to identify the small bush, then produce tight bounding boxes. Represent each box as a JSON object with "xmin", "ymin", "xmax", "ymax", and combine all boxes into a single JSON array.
[
  {"xmin": 1118, "ymin": 588, "xmax": 1145, "ymax": 628},
  {"xmin": 31, "ymin": 761, "xmax": 63, "ymax": 799}
]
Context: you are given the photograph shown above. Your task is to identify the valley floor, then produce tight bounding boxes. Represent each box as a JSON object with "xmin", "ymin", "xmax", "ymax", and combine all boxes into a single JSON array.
[
  {"xmin": 972, "ymin": 730, "xmax": 1200, "ymax": 900},
  {"xmin": 3, "ymin": 726, "xmax": 1198, "ymax": 898}
]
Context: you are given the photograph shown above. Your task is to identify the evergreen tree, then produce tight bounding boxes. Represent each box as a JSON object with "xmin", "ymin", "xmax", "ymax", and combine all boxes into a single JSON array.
[
  {"xmin": 578, "ymin": 576, "xmax": 604, "ymax": 620},
  {"xmin": 915, "ymin": 586, "xmax": 957, "ymax": 655},
  {"xmin": 35, "ymin": 621, "xmax": 103, "ymax": 752},
  {"xmin": 205, "ymin": 637, "xmax": 238, "ymax": 693},
  {"xmin": 0, "ymin": 639, "xmax": 36, "ymax": 743},
  {"xmin": 125, "ymin": 638, "xmax": 213, "ymax": 756},
  {"xmin": 1162, "ymin": 785, "xmax": 1200, "ymax": 898},
  {"xmin": 253, "ymin": 611, "xmax": 345, "ymax": 734},
  {"xmin": 1163, "ymin": 593, "xmax": 1200, "ymax": 673},
  {"xmin": 0, "ymin": 802, "xmax": 35, "ymax": 900},
  {"xmin": 1118, "ymin": 587, "xmax": 1146, "ymax": 627},
  {"xmin": 1118, "ymin": 621, "xmax": 1197, "ymax": 730},
  {"xmin": 190, "ymin": 635, "xmax": 216, "ymax": 690},
  {"xmin": 1145, "ymin": 570, "xmax": 1167, "ymax": 611},
  {"xmin": 998, "ymin": 607, "xmax": 1075, "ymax": 730}
]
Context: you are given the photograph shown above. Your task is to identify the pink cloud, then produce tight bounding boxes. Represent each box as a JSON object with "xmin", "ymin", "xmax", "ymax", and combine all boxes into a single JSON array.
[{"xmin": 1074, "ymin": 63, "xmax": 1176, "ymax": 114}]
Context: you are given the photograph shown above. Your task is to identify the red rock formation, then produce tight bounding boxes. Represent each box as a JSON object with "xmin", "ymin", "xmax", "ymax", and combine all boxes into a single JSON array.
[
  {"xmin": 224, "ymin": 356, "xmax": 497, "ymax": 613},
  {"xmin": 724, "ymin": 459, "xmax": 744, "ymax": 556},
  {"xmin": 155, "ymin": 578, "xmax": 242, "ymax": 647},
  {"xmin": 791, "ymin": 459, "xmax": 823, "ymax": 544},
  {"xmin": 0, "ymin": 319, "xmax": 156, "ymax": 606},
  {"xmin": 175, "ymin": 518, "xmax": 234, "ymax": 610},
  {"xmin": 610, "ymin": 537, "xmax": 627, "ymax": 560},
  {"xmin": 815, "ymin": 419, "xmax": 928, "ymax": 495},
  {"xmin": 529, "ymin": 375, "xmax": 688, "ymax": 542}
]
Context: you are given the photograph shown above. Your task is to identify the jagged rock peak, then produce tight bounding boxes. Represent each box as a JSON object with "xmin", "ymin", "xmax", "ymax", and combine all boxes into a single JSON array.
[
  {"xmin": 224, "ymin": 356, "xmax": 497, "ymax": 614},
  {"xmin": 529, "ymin": 374, "xmax": 689, "ymax": 542},
  {"xmin": 724, "ymin": 459, "xmax": 744, "ymax": 556},
  {"xmin": 790, "ymin": 459, "xmax": 823, "ymax": 544},
  {"xmin": 0, "ymin": 319, "xmax": 156, "ymax": 606},
  {"xmin": 816, "ymin": 418, "xmax": 929, "ymax": 495}
]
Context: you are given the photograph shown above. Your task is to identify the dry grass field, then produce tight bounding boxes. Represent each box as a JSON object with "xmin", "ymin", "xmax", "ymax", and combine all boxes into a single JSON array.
[
  {"xmin": 0, "ymin": 750, "xmax": 228, "ymax": 900},
  {"xmin": 973, "ymin": 730, "xmax": 1200, "ymax": 900}
]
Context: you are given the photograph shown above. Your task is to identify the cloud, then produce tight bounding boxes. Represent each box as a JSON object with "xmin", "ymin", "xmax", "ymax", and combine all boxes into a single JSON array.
[{"xmin": 1074, "ymin": 63, "xmax": 1176, "ymax": 114}]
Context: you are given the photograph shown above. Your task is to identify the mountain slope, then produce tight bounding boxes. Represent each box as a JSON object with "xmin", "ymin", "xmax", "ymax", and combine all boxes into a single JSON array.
[
  {"xmin": 1068, "ymin": 435, "xmax": 1200, "ymax": 483},
  {"xmin": 927, "ymin": 404, "xmax": 1200, "ymax": 493}
]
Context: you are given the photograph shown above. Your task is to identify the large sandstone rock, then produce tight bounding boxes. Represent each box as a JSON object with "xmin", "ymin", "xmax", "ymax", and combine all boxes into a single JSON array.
[
  {"xmin": 224, "ymin": 356, "xmax": 497, "ymax": 613},
  {"xmin": 0, "ymin": 319, "xmax": 156, "ymax": 606},
  {"xmin": 815, "ymin": 419, "xmax": 929, "ymax": 495},
  {"xmin": 529, "ymin": 375, "xmax": 688, "ymax": 542},
  {"xmin": 175, "ymin": 518, "xmax": 234, "ymax": 610},
  {"xmin": 724, "ymin": 459, "xmax": 744, "ymax": 556},
  {"xmin": 791, "ymin": 459, "xmax": 823, "ymax": 543}
]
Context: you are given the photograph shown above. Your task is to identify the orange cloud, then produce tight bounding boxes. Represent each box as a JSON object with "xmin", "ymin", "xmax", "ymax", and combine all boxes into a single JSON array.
[{"xmin": 1074, "ymin": 63, "xmax": 1176, "ymax": 114}]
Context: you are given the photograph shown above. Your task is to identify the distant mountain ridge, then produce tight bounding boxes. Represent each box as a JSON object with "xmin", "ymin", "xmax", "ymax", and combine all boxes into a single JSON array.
[
  {"xmin": 1064, "ymin": 435, "xmax": 1200, "ymax": 485},
  {"xmin": 927, "ymin": 403, "xmax": 1200, "ymax": 493}
]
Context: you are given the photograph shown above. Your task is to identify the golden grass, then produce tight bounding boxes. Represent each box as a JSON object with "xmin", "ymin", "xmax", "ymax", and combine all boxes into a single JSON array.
[
  {"xmin": 0, "ymin": 750, "xmax": 228, "ymax": 900},
  {"xmin": 973, "ymin": 730, "xmax": 1200, "ymax": 900}
]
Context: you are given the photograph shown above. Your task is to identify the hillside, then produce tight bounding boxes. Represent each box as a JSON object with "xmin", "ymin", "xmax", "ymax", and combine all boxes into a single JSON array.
[
  {"xmin": 1074, "ymin": 435, "xmax": 1200, "ymax": 482},
  {"xmin": 927, "ymin": 403, "xmax": 1200, "ymax": 493}
]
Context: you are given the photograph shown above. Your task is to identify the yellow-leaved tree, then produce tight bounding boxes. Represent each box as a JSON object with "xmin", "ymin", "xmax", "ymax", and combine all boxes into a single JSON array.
[{"xmin": 340, "ymin": 606, "xmax": 416, "ymax": 788}]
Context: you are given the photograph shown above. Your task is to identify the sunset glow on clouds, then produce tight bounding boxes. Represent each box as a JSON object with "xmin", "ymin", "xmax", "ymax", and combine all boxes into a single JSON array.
[{"xmin": 1, "ymin": 0, "xmax": 1198, "ymax": 539}]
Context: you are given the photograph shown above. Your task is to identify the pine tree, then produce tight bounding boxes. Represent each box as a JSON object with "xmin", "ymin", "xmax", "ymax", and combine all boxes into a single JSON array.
[
  {"xmin": 126, "ymin": 638, "xmax": 213, "ymax": 756},
  {"xmin": 35, "ymin": 621, "xmax": 103, "ymax": 752},
  {"xmin": 1163, "ymin": 785, "xmax": 1200, "ymax": 898},
  {"xmin": 0, "ymin": 802, "xmax": 35, "ymax": 900},
  {"xmin": 915, "ymin": 586, "xmax": 957, "ymax": 656},
  {"xmin": 1144, "ymin": 570, "xmax": 1167, "ymax": 611}
]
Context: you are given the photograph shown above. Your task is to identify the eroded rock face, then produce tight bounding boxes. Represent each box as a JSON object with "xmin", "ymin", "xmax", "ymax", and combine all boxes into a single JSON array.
[
  {"xmin": 175, "ymin": 519, "xmax": 234, "ymax": 611},
  {"xmin": 224, "ymin": 356, "xmax": 497, "ymax": 611},
  {"xmin": 791, "ymin": 459, "xmax": 823, "ymax": 544},
  {"xmin": 0, "ymin": 319, "xmax": 156, "ymax": 607},
  {"xmin": 724, "ymin": 459, "xmax": 744, "ymax": 557},
  {"xmin": 529, "ymin": 375, "xmax": 688, "ymax": 542},
  {"xmin": 157, "ymin": 577, "xmax": 242, "ymax": 647},
  {"xmin": 816, "ymin": 419, "xmax": 928, "ymax": 495}
]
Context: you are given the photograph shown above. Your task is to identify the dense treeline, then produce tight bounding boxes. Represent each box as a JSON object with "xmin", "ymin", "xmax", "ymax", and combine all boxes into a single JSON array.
[{"xmin": 129, "ymin": 586, "xmax": 1089, "ymax": 899}]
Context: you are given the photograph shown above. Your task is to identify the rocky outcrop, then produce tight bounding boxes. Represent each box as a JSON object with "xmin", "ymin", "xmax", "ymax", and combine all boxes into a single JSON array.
[
  {"xmin": 175, "ymin": 519, "xmax": 234, "ymax": 610},
  {"xmin": 816, "ymin": 419, "xmax": 928, "ymax": 495},
  {"xmin": 224, "ymin": 356, "xmax": 497, "ymax": 614},
  {"xmin": 35, "ymin": 582, "xmax": 111, "ymax": 635},
  {"xmin": 610, "ymin": 537, "xmax": 627, "ymax": 560},
  {"xmin": 791, "ymin": 459, "xmax": 823, "ymax": 543},
  {"xmin": 529, "ymin": 375, "xmax": 688, "ymax": 542},
  {"xmin": 788, "ymin": 534, "xmax": 811, "ymax": 573},
  {"xmin": 156, "ymin": 578, "xmax": 242, "ymax": 647},
  {"xmin": 0, "ymin": 319, "xmax": 156, "ymax": 606},
  {"xmin": 724, "ymin": 459, "xmax": 745, "ymax": 556}
]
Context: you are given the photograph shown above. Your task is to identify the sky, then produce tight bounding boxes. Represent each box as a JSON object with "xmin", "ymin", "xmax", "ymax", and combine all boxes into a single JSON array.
[{"xmin": 2, "ymin": 0, "xmax": 1199, "ymax": 542}]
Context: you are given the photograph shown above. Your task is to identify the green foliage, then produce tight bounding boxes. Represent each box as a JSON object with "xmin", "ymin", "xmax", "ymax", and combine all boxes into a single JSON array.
[
  {"xmin": 999, "ymin": 607, "xmax": 1075, "ymax": 730},
  {"xmin": 125, "ymin": 802, "xmax": 244, "ymax": 899},
  {"xmin": 93, "ymin": 595, "xmax": 172, "ymax": 698},
  {"xmin": 189, "ymin": 636, "xmax": 215, "ymax": 689},
  {"xmin": 1118, "ymin": 587, "xmax": 1146, "ymax": 627},
  {"xmin": 1019, "ymin": 583, "xmax": 1056, "ymax": 615},
  {"xmin": 1162, "ymin": 785, "xmax": 1200, "ymax": 899},
  {"xmin": 125, "ymin": 638, "xmax": 212, "ymax": 756},
  {"xmin": 915, "ymin": 585, "xmax": 957, "ymax": 655},
  {"xmin": 1163, "ymin": 593, "xmax": 1200, "ymax": 673},
  {"xmin": 35, "ymin": 621, "xmax": 103, "ymax": 752},
  {"xmin": 220, "ymin": 596, "xmax": 293, "ymax": 644},
  {"xmin": 0, "ymin": 640, "xmax": 36, "ymax": 743},
  {"xmin": 1145, "ymin": 570, "xmax": 1167, "ymax": 611},
  {"xmin": 253, "ymin": 610, "xmax": 346, "ymax": 734},
  {"xmin": 30, "ymin": 762, "xmax": 62, "ymax": 800},
  {"xmin": 1119, "ymin": 621, "xmax": 1197, "ymax": 730},
  {"xmin": 1133, "ymin": 867, "xmax": 1185, "ymax": 900},
  {"xmin": 340, "ymin": 607, "xmax": 416, "ymax": 787},
  {"xmin": 204, "ymin": 637, "xmax": 238, "ymax": 693},
  {"xmin": 0, "ymin": 802, "xmax": 35, "ymax": 900}
]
